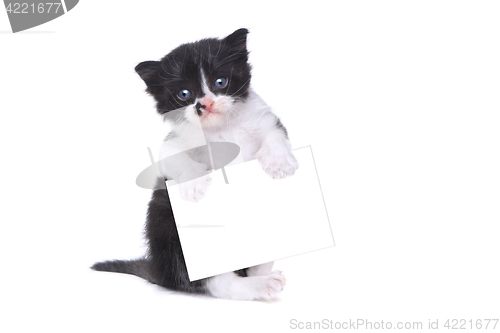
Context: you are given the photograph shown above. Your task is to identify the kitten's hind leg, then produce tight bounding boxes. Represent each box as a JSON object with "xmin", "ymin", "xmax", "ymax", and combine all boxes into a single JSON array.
[
  {"xmin": 246, "ymin": 261, "xmax": 274, "ymax": 276},
  {"xmin": 206, "ymin": 270, "xmax": 286, "ymax": 301}
]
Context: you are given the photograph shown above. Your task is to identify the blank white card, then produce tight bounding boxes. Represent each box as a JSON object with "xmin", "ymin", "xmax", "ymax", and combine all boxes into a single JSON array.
[{"xmin": 167, "ymin": 146, "xmax": 334, "ymax": 281}]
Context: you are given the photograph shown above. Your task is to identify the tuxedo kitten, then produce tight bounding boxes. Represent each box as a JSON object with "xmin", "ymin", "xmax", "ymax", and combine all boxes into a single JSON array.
[{"xmin": 92, "ymin": 29, "xmax": 298, "ymax": 300}]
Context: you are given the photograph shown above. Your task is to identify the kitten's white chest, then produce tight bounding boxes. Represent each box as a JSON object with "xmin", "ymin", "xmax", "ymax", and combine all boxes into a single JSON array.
[{"xmin": 205, "ymin": 127, "xmax": 259, "ymax": 165}]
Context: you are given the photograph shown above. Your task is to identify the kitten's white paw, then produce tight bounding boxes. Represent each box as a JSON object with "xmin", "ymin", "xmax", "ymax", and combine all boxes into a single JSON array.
[
  {"xmin": 256, "ymin": 270, "xmax": 286, "ymax": 300},
  {"xmin": 179, "ymin": 174, "xmax": 212, "ymax": 202},
  {"xmin": 257, "ymin": 151, "xmax": 299, "ymax": 180}
]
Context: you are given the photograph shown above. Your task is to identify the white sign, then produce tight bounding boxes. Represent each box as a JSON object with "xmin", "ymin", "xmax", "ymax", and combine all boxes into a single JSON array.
[{"xmin": 168, "ymin": 146, "xmax": 334, "ymax": 281}]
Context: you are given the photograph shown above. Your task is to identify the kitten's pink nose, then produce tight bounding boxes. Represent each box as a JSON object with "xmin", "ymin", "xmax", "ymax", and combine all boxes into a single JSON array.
[{"xmin": 200, "ymin": 97, "xmax": 214, "ymax": 113}]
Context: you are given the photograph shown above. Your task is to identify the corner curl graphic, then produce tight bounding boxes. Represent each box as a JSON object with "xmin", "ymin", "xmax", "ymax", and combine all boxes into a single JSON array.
[{"xmin": 3, "ymin": 0, "xmax": 79, "ymax": 33}]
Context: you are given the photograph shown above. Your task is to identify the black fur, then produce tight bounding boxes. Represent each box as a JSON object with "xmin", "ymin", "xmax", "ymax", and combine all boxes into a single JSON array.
[
  {"xmin": 91, "ymin": 259, "xmax": 157, "ymax": 283},
  {"xmin": 92, "ymin": 29, "xmax": 254, "ymax": 295},
  {"xmin": 92, "ymin": 179, "xmax": 213, "ymax": 294},
  {"xmin": 276, "ymin": 119, "xmax": 288, "ymax": 138},
  {"xmin": 135, "ymin": 28, "xmax": 252, "ymax": 114},
  {"xmin": 195, "ymin": 102, "xmax": 203, "ymax": 116},
  {"xmin": 144, "ymin": 180, "xmax": 209, "ymax": 293}
]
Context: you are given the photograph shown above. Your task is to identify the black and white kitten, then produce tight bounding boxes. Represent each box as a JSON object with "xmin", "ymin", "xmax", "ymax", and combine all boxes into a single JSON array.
[{"xmin": 92, "ymin": 29, "xmax": 298, "ymax": 300}]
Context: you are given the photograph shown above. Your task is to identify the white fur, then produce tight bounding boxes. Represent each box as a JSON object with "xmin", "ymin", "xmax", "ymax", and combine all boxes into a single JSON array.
[
  {"xmin": 158, "ymin": 87, "xmax": 295, "ymax": 300},
  {"xmin": 200, "ymin": 69, "xmax": 211, "ymax": 96},
  {"xmin": 158, "ymin": 87, "xmax": 298, "ymax": 201},
  {"xmin": 206, "ymin": 269, "xmax": 286, "ymax": 301},
  {"xmin": 179, "ymin": 174, "xmax": 211, "ymax": 202},
  {"xmin": 246, "ymin": 261, "xmax": 275, "ymax": 276}
]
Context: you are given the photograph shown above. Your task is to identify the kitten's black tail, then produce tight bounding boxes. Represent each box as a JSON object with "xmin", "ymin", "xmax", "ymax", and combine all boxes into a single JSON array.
[{"xmin": 91, "ymin": 258, "xmax": 159, "ymax": 285}]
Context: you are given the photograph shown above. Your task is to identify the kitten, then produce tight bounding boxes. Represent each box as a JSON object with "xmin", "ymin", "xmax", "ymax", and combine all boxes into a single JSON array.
[{"xmin": 92, "ymin": 29, "xmax": 298, "ymax": 300}]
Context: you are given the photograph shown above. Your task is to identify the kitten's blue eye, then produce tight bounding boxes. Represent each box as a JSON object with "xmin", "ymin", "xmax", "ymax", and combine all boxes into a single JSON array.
[
  {"xmin": 177, "ymin": 89, "xmax": 192, "ymax": 100},
  {"xmin": 214, "ymin": 77, "xmax": 228, "ymax": 89}
]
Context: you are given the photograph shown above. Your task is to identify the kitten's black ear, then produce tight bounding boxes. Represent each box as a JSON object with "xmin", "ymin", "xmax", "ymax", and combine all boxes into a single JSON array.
[
  {"xmin": 223, "ymin": 28, "xmax": 249, "ymax": 51},
  {"xmin": 135, "ymin": 61, "xmax": 161, "ymax": 86}
]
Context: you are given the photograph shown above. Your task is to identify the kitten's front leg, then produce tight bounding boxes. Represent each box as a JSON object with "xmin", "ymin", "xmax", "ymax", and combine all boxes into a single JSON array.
[
  {"xmin": 179, "ymin": 173, "xmax": 212, "ymax": 202},
  {"xmin": 256, "ymin": 129, "xmax": 298, "ymax": 179},
  {"xmin": 175, "ymin": 161, "xmax": 212, "ymax": 202},
  {"xmin": 159, "ymin": 150, "xmax": 212, "ymax": 202}
]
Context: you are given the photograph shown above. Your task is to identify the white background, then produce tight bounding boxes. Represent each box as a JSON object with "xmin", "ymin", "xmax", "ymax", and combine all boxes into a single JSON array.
[{"xmin": 1, "ymin": 1, "xmax": 499, "ymax": 332}]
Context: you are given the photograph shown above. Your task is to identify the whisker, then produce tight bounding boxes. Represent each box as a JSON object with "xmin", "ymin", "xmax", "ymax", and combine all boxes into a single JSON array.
[
  {"xmin": 225, "ymin": 67, "xmax": 233, "ymax": 94},
  {"xmin": 229, "ymin": 78, "xmax": 251, "ymax": 98},
  {"xmin": 213, "ymin": 52, "xmax": 244, "ymax": 70}
]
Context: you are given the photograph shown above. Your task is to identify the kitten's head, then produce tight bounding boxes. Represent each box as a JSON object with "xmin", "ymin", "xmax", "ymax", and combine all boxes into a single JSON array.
[{"xmin": 135, "ymin": 28, "xmax": 252, "ymax": 129}]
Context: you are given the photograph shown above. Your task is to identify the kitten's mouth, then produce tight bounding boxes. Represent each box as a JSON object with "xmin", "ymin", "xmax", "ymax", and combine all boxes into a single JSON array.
[
  {"xmin": 201, "ymin": 111, "xmax": 221, "ymax": 121},
  {"xmin": 204, "ymin": 109, "xmax": 219, "ymax": 115},
  {"xmin": 200, "ymin": 107, "xmax": 220, "ymax": 118}
]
